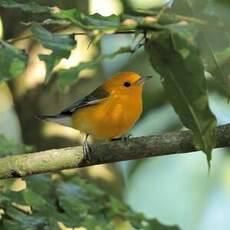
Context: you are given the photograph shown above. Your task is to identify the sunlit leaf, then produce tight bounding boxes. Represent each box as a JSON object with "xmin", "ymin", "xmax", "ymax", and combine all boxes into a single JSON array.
[
  {"xmin": 0, "ymin": 41, "xmax": 28, "ymax": 82},
  {"xmin": 51, "ymin": 8, "xmax": 121, "ymax": 30},
  {"xmin": 31, "ymin": 24, "xmax": 76, "ymax": 81},
  {"xmin": 145, "ymin": 25, "xmax": 217, "ymax": 167}
]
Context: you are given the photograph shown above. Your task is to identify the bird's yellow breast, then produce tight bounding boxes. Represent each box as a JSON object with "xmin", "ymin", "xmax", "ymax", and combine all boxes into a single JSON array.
[{"xmin": 72, "ymin": 92, "xmax": 142, "ymax": 140}]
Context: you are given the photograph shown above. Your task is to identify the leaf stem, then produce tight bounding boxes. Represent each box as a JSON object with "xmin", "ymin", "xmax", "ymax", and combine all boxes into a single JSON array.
[{"xmin": 7, "ymin": 30, "xmax": 141, "ymax": 44}]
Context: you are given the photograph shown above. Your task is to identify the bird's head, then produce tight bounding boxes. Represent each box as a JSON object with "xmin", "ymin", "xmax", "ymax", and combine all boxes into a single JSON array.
[{"xmin": 103, "ymin": 72, "xmax": 151, "ymax": 96}]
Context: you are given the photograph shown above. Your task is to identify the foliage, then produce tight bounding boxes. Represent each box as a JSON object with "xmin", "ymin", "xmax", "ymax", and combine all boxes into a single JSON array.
[
  {"xmin": 51, "ymin": 8, "xmax": 123, "ymax": 30},
  {"xmin": 0, "ymin": 0, "xmax": 229, "ymax": 229},
  {"xmin": 31, "ymin": 24, "xmax": 76, "ymax": 81},
  {"xmin": 0, "ymin": 174, "xmax": 180, "ymax": 230},
  {"xmin": 57, "ymin": 46, "xmax": 133, "ymax": 89},
  {"xmin": 145, "ymin": 24, "xmax": 217, "ymax": 166},
  {"xmin": 172, "ymin": 0, "xmax": 230, "ymax": 98},
  {"xmin": 0, "ymin": 41, "xmax": 28, "ymax": 82}
]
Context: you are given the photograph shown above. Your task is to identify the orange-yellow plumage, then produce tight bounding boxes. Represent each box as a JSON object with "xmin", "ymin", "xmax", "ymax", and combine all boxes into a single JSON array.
[
  {"xmin": 39, "ymin": 72, "xmax": 150, "ymax": 143},
  {"xmin": 72, "ymin": 72, "xmax": 144, "ymax": 140}
]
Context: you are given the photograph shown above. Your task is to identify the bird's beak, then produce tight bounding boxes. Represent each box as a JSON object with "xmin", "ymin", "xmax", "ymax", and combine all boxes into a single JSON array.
[{"xmin": 135, "ymin": 75, "xmax": 152, "ymax": 85}]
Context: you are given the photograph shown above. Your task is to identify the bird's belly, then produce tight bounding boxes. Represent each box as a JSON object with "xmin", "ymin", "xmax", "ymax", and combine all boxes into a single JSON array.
[{"xmin": 72, "ymin": 100, "xmax": 142, "ymax": 140}]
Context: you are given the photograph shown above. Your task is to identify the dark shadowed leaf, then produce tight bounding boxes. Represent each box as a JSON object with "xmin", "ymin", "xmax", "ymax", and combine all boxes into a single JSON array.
[
  {"xmin": 26, "ymin": 175, "xmax": 53, "ymax": 197},
  {"xmin": 199, "ymin": 0, "xmax": 230, "ymax": 99},
  {"xmin": 57, "ymin": 182, "xmax": 92, "ymax": 214},
  {"xmin": 145, "ymin": 24, "xmax": 217, "ymax": 167},
  {"xmin": 0, "ymin": 176, "xmax": 66, "ymax": 229},
  {"xmin": 0, "ymin": 190, "xmax": 24, "ymax": 204},
  {"xmin": 22, "ymin": 189, "xmax": 47, "ymax": 208},
  {"xmin": 206, "ymin": 47, "xmax": 230, "ymax": 98},
  {"xmin": 2, "ymin": 206, "xmax": 45, "ymax": 230},
  {"xmin": 172, "ymin": 0, "xmax": 230, "ymax": 99},
  {"xmin": 0, "ymin": 41, "xmax": 28, "ymax": 82},
  {"xmin": 204, "ymin": 0, "xmax": 230, "ymax": 24},
  {"xmin": 31, "ymin": 24, "xmax": 76, "ymax": 81},
  {"xmin": 0, "ymin": 0, "xmax": 50, "ymax": 13},
  {"xmin": 0, "ymin": 175, "xmax": 181, "ymax": 229}
]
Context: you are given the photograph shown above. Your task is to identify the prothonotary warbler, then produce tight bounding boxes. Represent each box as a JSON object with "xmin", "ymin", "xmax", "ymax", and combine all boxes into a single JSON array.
[{"xmin": 38, "ymin": 72, "xmax": 151, "ymax": 159}]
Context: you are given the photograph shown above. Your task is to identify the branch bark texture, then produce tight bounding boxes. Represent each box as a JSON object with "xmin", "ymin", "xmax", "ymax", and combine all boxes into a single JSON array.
[{"xmin": 0, "ymin": 124, "xmax": 230, "ymax": 179}]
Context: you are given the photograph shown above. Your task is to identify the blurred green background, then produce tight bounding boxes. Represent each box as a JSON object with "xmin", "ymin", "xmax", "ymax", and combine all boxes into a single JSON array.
[{"xmin": 0, "ymin": 0, "xmax": 229, "ymax": 229}]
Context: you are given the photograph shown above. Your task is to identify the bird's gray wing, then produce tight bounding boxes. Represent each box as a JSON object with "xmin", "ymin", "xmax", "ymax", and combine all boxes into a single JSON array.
[
  {"xmin": 37, "ymin": 86, "xmax": 109, "ymax": 127},
  {"xmin": 60, "ymin": 86, "xmax": 109, "ymax": 116},
  {"xmin": 37, "ymin": 87, "xmax": 109, "ymax": 127}
]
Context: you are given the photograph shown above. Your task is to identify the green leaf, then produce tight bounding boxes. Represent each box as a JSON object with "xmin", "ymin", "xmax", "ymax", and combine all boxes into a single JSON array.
[
  {"xmin": 51, "ymin": 8, "xmax": 121, "ymax": 30},
  {"xmin": 22, "ymin": 189, "xmax": 47, "ymax": 209},
  {"xmin": 3, "ymin": 206, "xmax": 45, "ymax": 229},
  {"xmin": 57, "ymin": 182, "xmax": 92, "ymax": 215},
  {"xmin": 0, "ymin": 0, "xmax": 50, "ymax": 13},
  {"xmin": 0, "ymin": 134, "xmax": 33, "ymax": 157},
  {"xmin": 145, "ymin": 25, "xmax": 217, "ymax": 167},
  {"xmin": 0, "ymin": 41, "xmax": 28, "ymax": 82},
  {"xmin": 31, "ymin": 24, "xmax": 76, "ymax": 81},
  {"xmin": 0, "ymin": 190, "xmax": 24, "ymax": 205},
  {"xmin": 57, "ymin": 47, "xmax": 132, "ymax": 90},
  {"xmin": 26, "ymin": 175, "xmax": 53, "ymax": 198}
]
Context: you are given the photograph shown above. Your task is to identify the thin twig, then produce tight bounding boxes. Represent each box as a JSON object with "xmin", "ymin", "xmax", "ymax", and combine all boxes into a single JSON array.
[{"xmin": 7, "ymin": 30, "xmax": 139, "ymax": 44}]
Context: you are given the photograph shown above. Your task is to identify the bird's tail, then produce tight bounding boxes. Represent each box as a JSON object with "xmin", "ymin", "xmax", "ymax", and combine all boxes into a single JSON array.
[{"xmin": 36, "ymin": 114, "xmax": 73, "ymax": 127}]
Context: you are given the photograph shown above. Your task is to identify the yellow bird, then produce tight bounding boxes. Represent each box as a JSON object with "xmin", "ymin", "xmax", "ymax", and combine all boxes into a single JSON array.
[{"xmin": 38, "ymin": 72, "xmax": 151, "ymax": 159}]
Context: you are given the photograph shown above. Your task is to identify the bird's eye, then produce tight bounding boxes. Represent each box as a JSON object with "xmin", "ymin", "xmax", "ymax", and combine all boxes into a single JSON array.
[{"xmin": 123, "ymin": 81, "xmax": 131, "ymax": 87}]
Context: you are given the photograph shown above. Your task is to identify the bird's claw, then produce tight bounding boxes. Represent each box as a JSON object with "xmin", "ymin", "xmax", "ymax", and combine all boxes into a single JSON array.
[
  {"xmin": 121, "ymin": 134, "xmax": 132, "ymax": 141},
  {"xmin": 82, "ymin": 136, "xmax": 92, "ymax": 161},
  {"xmin": 112, "ymin": 134, "xmax": 132, "ymax": 144},
  {"xmin": 121, "ymin": 134, "xmax": 132, "ymax": 145}
]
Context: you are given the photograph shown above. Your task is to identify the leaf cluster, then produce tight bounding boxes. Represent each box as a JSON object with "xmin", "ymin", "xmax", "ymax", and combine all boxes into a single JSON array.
[{"xmin": 0, "ymin": 175, "xmax": 179, "ymax": 230}]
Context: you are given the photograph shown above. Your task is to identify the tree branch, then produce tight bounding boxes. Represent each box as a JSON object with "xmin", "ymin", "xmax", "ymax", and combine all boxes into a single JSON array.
[{"xmin": 0, "ymin": 124, "xmax": 229, "ymax": 179}]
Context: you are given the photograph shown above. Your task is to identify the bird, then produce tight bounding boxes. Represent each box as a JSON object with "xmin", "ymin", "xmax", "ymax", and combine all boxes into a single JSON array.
[{"xmin": 38, "ymin": 72, "xmax": 151, "ymax": 160}]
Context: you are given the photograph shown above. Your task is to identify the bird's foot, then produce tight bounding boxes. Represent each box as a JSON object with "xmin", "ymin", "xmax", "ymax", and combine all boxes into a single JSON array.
[
  {"xmin": 112, "ymin": 134, "xmax": 132, "ymax": 144},
  {"xmin": 121, "ymin": 134, "xmax": 132, "ymax": 142},
  {"xmin": 82, "ymin": 139, "xmax": 92, "ymax": 161}
]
